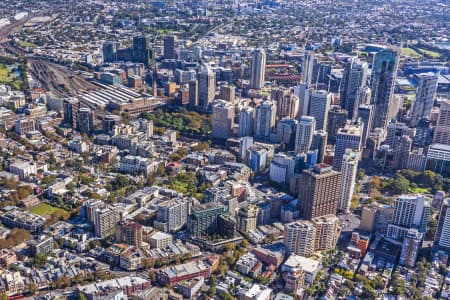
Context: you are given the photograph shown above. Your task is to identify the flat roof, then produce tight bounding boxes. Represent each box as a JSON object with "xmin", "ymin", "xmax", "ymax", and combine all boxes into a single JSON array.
[
  {"xmin": 283, "ymin": 254, "xmax": 320, "ymax": 273},
  {"xmin": 430, "ymin": 143, "xmax": 450, "ymax": 152}
]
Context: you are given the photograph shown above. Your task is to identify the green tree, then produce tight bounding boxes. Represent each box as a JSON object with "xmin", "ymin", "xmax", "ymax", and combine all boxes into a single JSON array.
[
  {"xmin": 17, "ymin": 185, "xmax": 32, "ymax": 199},
  {"xmin": 391, "ymin": 273, "xmax": 406, "ymax": 296},
  {"xmin": 30, "ymin": 253, "xmax": 48, "ymax": 268},
  {"xmin": 77, "ymin": 292, "xmax": 87, "ymax": 300},
  {"xmin": 156, "ymin": 163, "xmax": 166, "ymax": 176},
  {"xmin": 416, "ymin": 170, "xmax": 436, "ymax": 187},
  {"xmin": 207, "ymin": 286, "xmax": 216, "ymax": 297},
  {"xmin": 362, "ymin": 285, "xmax": 377, "ymax": 299},
  {"xmin": 357, "ymin": 169, "xmax": 365, "ymax": 180},
  {"xmin": 384, "ymin": 175, "xmax": 410, "ymax": 194},
  {"xmin": 26, "ymin": 283, "xmax": 37, "ymax": 295},
  {"xmin": 219, "ymin": 291, "xmax": 234, "ymax": 300},
  {"xmin": 439, "ymin": 264, "xmax": 448, "ymax": 276}
]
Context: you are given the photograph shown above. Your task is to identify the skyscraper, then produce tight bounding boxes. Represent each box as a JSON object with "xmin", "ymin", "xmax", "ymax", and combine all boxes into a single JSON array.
[
  {"xmin": 198, "ymin": 66, "xmax": 216, "ymax": 112},
  {"xmin": 410, "ymin": 72, "xmax": 438, "ymax": 127},
  {"xmin": 212, "ymin": 100, "xmax": 235, "ymax": 140},
  {"xmin": 103, "ymin": 41, "xmax": 117, "ymax": 63},
  {"xmin": 63, "ymin": 98, "xmax": 80, "ymax": 129},
  {"xmin": 269, "ymin": 152, "xmax": 296, "ymax": 185},
  {"xmin": 370, "ymin": 48, "xmax": 399, "ymax": 130},
  {"xmin": 333, "ymin": 121, "xmax": 363, "ymax": 171},
  {"xmin": 154, "ymin": 199, "xmax": 190, "ymax": 233},
  {"xmin": 272, "ymin": 88, "xmax": 299, "ymax": 119},
  {"xmin": 299, "ymin": 164, "xmax": 342, "ymax": 220},
  {"xmin": 295, "ymin": 116, "xmax": 316, "ymax": 153},
  {"xmin": 238, "ymin": 136, "xmax": 254, "ymax": 162},
  {"xmin": 384, "ymin": 121, "xmax": 414, "ymax": 151},
  {"xmin": 255, "ymin": 100, "xmax": 277, "ymax": 140},
  {"xmin": 284, "ymin": 220, "xmax": 316, "ymax": 257},
  {"xmin": 115, "ymin": 221, "xmax": 143, "ymax": 248},
  {"xmin": 338, "ymin": 150, "xmax": 360, "ymax": 214},
  {"xmin": 239, "ymin": 106, "xmax": 255, "ymax": 137},
  {"xmin": 311, "ymin": 130, "xmax": 327, "ymax": 163},
  {"xmin": 250, "ymin": 48, "xmax": 266, "ymax": 89},
  {"xmin": 413, "ymin": 118, "xmax": 433, "ymax": 147},
  {"xmin": 392, "ymin": 135, "xmax": 412, "ymax": 170},
  {"xmin": 93, "ymin": 206, "xmax": 120, "ymax": 238},
  {"xmin": 237, "ymin": 205, "xmax": 259, "ymax": 233},
  {"xmin": 327, "ymin": 105, "xmax": 348, "ymax": 144},
  {"xmin": 294, "ymin": 83, "xmax": 311, "ymax": 117},
  {"xmin": 187, "ymin": 202, "xmax": 226, "ymax": 238},
  {"xmin": 188, "ymin": 80, "xmax": 198, "ymax": 110},
  {"xmin": 132, "ymin": 36, "xmax": 150, "ymax": 66},
  {"xmin": 399, "ymin": 228, "xmax": 423, "ymax": 267},
  {"xmin": 353, "ymin": 86, "xmax": 372, "ymax": 112},
  {"xmin": 308, "ymin": 90, "xmax": 332, "ymax": 131},
  {"xmin": 219, "ymin": 85, "xmax": 236, "ymax": 104},
  {"xmin": 77, "ymin": 107, "xmax": 94, "ymax": 134},
  {"xmin": 248, "ymin": 145, "xmax": 269, "ymax": 174},
  {"xmin": 301, "ymin": 51, "xmax": 315, "ymax": 86},
  {"xmin": 311, "ymin": 215, "xmax": 340, "ymax": 251},
  {"xmin": 163, "ymin": 35, "xmax": 176, "ymax": 59},
  {"xmin": 434, "ymin": 198, "xmax": 450, "ymax": 251},
  {"xmin": 433, "ymin": 100, "xmax": 450, "ymax": 145},
  {"xmin": 386, "ymin": 195, "xmax": 431, "ymax": 241},
  {"xmin": 357, "ymin": 104, "xmax": 374, "ymax": 147},
  {"xmin": 340, "ymin": 59, "xmax": 368, "ymax": 118},
  {"xmin": 276, "ymin": 118, "xmax": 297, "ymax": 147}
]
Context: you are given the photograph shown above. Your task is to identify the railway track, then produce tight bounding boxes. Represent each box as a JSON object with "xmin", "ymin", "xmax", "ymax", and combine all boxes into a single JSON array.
[
  {"xmin": 1, "ymin": 14, "xmax": 100, "ymax": 97},
  {"xmin": 27, "ymin": 59, "xmax": 100, "ymax": 97}
]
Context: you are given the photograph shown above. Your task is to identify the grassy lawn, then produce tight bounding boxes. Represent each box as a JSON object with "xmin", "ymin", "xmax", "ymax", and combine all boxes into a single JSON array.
[
  {"xmin": 0, "ymin": 64, "xmax": 10, "ymax": 81},
  {"xmin": 0, "ymin": 64, "xmax": 22, "ymax": 90},
  {"xmin": 354, "ymin": 50, "xmax": 368, "ymax": 56},
  {"xmin": 16, "ymin": 40, "xmax": 35, "ymax": 48},
  {"xmin": 401, "ymin": 47, "xmax": 421, "ymax": 58},
  {"xmin": 417, "ymin": 48, "xmax": 441, "ymax": 58},
  {"xmin": 29, "ymin": 203, "xmax": 68, "ymax": 217},
  {"xmin": 409, "ymin": 187, "xmax": 430, "ymax": 194}
]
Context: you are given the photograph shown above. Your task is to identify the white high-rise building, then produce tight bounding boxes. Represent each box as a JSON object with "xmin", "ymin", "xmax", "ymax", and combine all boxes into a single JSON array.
[
  {"xmin": 301, "ymin": 51, "xmax": 315, "ymax": 86},
  {"xmin": 154, "ymin": 199, "xmax": 190, "ymax": 233},
  {"xmin": 311, "ymin": 215, "xmax": 341, "ymax": 251},
  {"xmin": 333, "ymin": 121, "xmax": 363, "ymax": 171},
  {"xmin": 255, "ymin": 100, "xmax": 277, "ymax": 140},
  {"xmin": 341, "ymin": 59, "xmax": 368, "ymax": 119},
  {"xmin": 198, "ymin": 66, "xmax": 216, "ymax": 111},
  {"xmin": 272, "ymin": 89, "xmax": 299, "ymax": 119},
  {"xmin": 433, "ymin": 100, "xmax": 450, "ymax": 145},
  {"xmin": 386, "ymin": 195, "xmax": 431, "ymax": 241},
  {"xmin": 284, "ymin": 220, "xmax": 316, "ymax": 257},
  {"xmin": 212, "ymin": 100, "xmax": 235, "ymax": 139},
  {"xmin": 295, "ymin": 116, "xmax": 316, "ymax": 153},
  {"xmin": 410, "ymin": 72, "xmax": 438, "ymax": 127},
  {"xmin": 308, "ymin": 90, "xmax": 332, "ymax": 131},
  {"xmin": 294, "ymin": 83, "xmax": 311, "ymax": 117},
  {"xmin": 370, "ymin": 48, "xmax": 399, "ymax": 131},
  {"xmin": 338, "ymin": 150, "xmax": 360, "ymax": 214},
  {"xmin": 239, "ymin": 106, "xmax": 255, "ymax": 137},
  {"xmin": 269, "ymin": 152, "xmax": 296, "ymax": 184},
  {"xmin": 434, "ymin": 198, "xmax": 450, "ymax": 251},
  {"xmin": 399, "ymin": 228, "xmax": 422, "ymax": 267},
  {"xmin": 250, "ymin": 48, "xmax": 266, "ymax": 89},
  {"xmin": 93, "ymin": 206, "xmax": 120, "ymax": 238}
]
